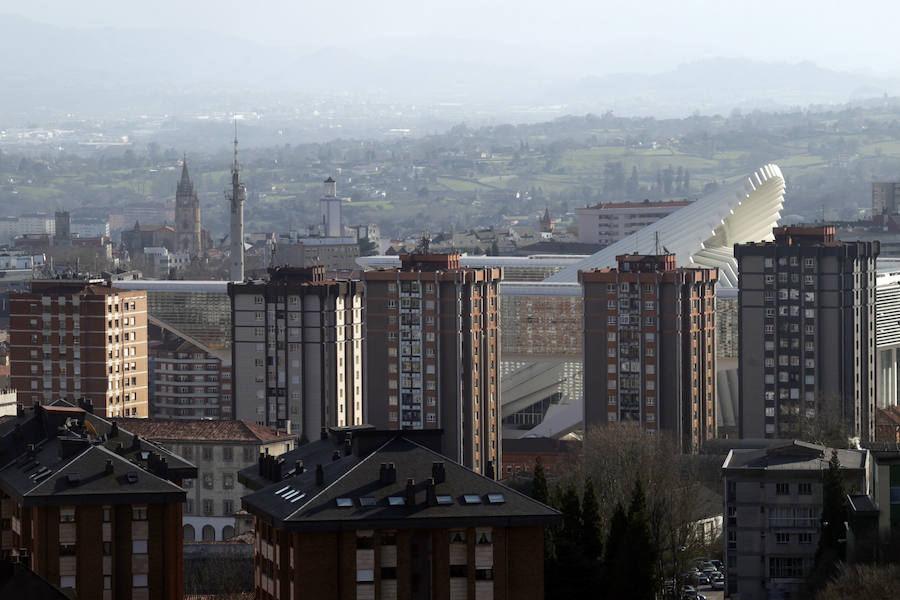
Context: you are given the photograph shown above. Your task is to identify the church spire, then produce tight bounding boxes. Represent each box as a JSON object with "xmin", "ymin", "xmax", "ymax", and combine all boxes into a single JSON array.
[{"xmin": 177, "ymin": 153, "xmax": 194, "ymax": 196}]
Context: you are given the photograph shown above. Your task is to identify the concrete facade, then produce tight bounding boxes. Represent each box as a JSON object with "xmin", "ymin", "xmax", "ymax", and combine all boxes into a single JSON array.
[
  {"xmin": 230, "ymin": 267, "xmax": 364, "ymax": 438},
  {"xmin": 722, "ymin": 441, "xmax": 869, "ymax": 600},
  {"xmin": 736, "ymin": 226, "xmax": 879, "ymax": 441}
]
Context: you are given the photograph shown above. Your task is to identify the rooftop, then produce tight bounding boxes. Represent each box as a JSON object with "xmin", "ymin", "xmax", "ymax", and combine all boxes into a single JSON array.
[
  {"xmin": 108, "ymin": 419, "xmax": 294, "ymax": 444},
  {"xmin": 241, "ymin": 433, "xmax": 559, "ymax": 531},
  {"xmin": 0, "ymin": 402, "xmax": 195, "ymax": 506},
  {"xmin": 722, "ymin": 440, "xmax": 868, "ymax": 472}
]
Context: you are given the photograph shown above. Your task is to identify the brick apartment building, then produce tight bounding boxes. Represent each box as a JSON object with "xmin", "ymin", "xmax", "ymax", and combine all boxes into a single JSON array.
[
  {"xmin": 0, "ymin": 402, "xmax": 196, "ymax": 600},
  {"xmin": 500, "ymin": 437, "xmax": 581, "ymax": 481},
  {"xmin": 149, "ymin": 323, "xmax": 233, "ymax": 420},
  {"xmin": 580, "ymin": 254, "xmax": 717, "ymax": 453},
  {"xmin": 363, "ymin": 253, "xmax": 502, "ymax": 476},
  {"xmin": 229, "ymin": 266, "xmax": 364, "ymax": 438},
  {"xmin": 239, "ymin": 428, "xmax": 559, "ymax": 600},
  {"xmin": 10, "ymin": 280, "xmax": 149, "ymax": 417}
]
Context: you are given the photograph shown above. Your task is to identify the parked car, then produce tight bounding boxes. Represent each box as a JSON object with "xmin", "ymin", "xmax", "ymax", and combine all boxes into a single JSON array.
[
  {"xmin": 710, "ymin": 560, "xmax": 724, "ymax": 572},
  {"xmin": 711, "ymin": 573, "xmax": 725, "ymax": 590},
  {"xmin": 681, "ymin": 585, "xmax": 698, "ymax": 599},
  {"xmin": 690, "ymin": 572, "xmax": 710, "ymax": 586}
]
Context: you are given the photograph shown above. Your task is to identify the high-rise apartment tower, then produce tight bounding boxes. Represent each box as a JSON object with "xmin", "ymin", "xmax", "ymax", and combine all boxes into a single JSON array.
[
  {"xmin": 363, "ymin": 253, "xmax": 502, "ymax": 476},
  {"xmin": 10, "ymin": 280, "xmax": 149, "ymax": 417},
  {"xmin": 581, "ymin": 254, "xmax": 717, "ymax": 453},
  {"xmin": 736, "ymin": 226, "xmax": 879, "ymax": 440},
  {"xmin": 229, "ymin": 266, "xmax": 364, "ymax": 438}
]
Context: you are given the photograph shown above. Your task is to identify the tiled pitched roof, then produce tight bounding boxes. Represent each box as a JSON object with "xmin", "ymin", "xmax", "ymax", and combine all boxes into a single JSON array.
[
  {"xmin": 0, "ymin": 405, "xmax": 193, "ymax": 506},
  {"xmin": 242, "ymin": 435, "xmax": 560, "ymax": 531},
  {"xmin": 109, "ymin": 419, "xmax": 294, "ymax": 444}
]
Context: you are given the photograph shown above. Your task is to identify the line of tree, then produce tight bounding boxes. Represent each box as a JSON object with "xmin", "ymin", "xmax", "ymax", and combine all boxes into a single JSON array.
[{"xmin": 530, "ymin": 426, "xmax": 720, "ymax": 599}]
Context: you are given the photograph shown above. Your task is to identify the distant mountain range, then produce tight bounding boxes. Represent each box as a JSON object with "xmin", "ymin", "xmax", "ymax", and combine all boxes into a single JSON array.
[{"xmin": 2, "ymin": 14, "xmax": 900, "ymax": 121}]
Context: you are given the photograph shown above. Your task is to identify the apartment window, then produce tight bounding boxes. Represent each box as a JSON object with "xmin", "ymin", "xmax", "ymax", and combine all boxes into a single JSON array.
[
  {"xmin": 607, "ymin": 332, "xmax": 616, "ymax": 342},
  {"xmin": 804, "ymin": 258, "xmax": 815, "ymax": 268},
  {"xmin": 133, "ymin": 574, "xmax": 148, "ymax": 588},
  {"xmin": 203, "ymin": 473, "xmax": 214, "ymax": 489},
  {"xmin": 799, "ymin": 532, "xmax": 813, "ymax": 544},
  {"xmin": 59, "ymin": 507, "xmax": 75, "ymax": 523},
  {"xmin": 133, "ymin": 540, "xmax": 148, "ymax": 554},
  {"xmin": 607, "ymin": 284, "xmax": 616, "ymax": 292},
  {"xmin": 775, "ymin": 483, "xmax": 789, "ymax": 495},
  {"xmin": 798, "ymin": 483, "xmax": 812, "ymax": 495},
  {"xmin": 607, "ymin": 316, "xmax": 617, "ymax": 325},
  {"xmin": 202, "ymin": 447, "xmax": 213, "ymax": 461},
  {"xmin": 203, "ymin": 500, "xmax": 214, "ymax": 516},
  {"xmin": 223, "ymin": 447, "xmax": 233, "ymax": 462},
  {"xmin": 776, "ymin": 533, "xmax": 789, "ymax": 544},
  {"xmin": 223, "ymin": 474, "xmax": 234, "ymax": 489},
  {"xmin": 608, "ymin": 395, "xmax": 617, "ymax": 406},
  {"xmin": 765, "ymin": 275, "xmax": 775, "ymax": 284},
  {"xmin": 132, "ymin": 506, "xmax": 148, "ymax": 521}
]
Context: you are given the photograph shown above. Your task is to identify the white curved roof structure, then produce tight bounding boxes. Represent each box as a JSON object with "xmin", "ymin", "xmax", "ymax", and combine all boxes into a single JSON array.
[{"xmin": 546, "ymin": 164, "xmax": 786, "ymax": 287}]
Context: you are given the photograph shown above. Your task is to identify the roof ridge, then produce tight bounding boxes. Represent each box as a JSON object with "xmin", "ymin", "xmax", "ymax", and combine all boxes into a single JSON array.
[
  {"xmin": 284, "ymin": 437, "xmax": 395, "ymax": 520},
  {"xmin": 398, "ymin": 436, "xmax": 561, "ymax": 512}
]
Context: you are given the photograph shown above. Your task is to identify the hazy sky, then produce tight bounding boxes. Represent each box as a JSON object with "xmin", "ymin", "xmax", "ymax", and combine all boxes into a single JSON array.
[{"xmin": 8, "ymin": 0, "xmax": 900, "ymax": 74}]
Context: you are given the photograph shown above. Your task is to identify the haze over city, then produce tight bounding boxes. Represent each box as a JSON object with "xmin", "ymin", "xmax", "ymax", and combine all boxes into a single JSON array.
[{"xmin": 1, "ymin": 2, "xmax": 900, "ymax": 600}]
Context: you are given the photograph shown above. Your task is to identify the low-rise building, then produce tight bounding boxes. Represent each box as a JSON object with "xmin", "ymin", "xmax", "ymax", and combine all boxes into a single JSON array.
[
  {"xmin": 239, "ymin": 428, "xmax": 559, "ymax": 600},
  {"xmin": 500, "ymin": 437, "xmax": 580, "ymax": 480},
  {"xmin": 722, "ymin": 441, "xmax": 869, "ymax": 600},
  {"xmin": 110, "ymin": 418, "xmax": 294, "ymax": 542},
  {"xmin": 0, "ymin": 402, "xmax": 196, "ymax": 600}
]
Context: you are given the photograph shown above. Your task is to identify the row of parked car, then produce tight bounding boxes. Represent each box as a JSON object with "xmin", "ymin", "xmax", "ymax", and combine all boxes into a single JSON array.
[{"xmin": 675, "ymin": 558, "xmax": 725, "ymax": 599}]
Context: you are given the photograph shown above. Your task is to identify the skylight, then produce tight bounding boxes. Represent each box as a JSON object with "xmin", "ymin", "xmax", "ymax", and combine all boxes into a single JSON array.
[
  {"xmin": 290, "ymin": 493, "xmax": 307, "ymax": 504},
  {"xmin": 462, "ymin": 494, "xmax": 482, "ymax": 504},
  {"xmin": 387, "ymin": 496, "xmax": 406, "ymax": 506},
  {"xmin": 436, "ymin": 495, "xmax": 454, "ymax": 505},
  {"xmin": 487, "ymin": 493, "xmax": 505, "ymax": 504},
  {"xmin": 275, "ymin": 485, "xmax": 291, "ymax": 495},
  {"xmin": 359, "ymin": 497, "xmax": 377, "ymax": 507},
  {"xmin": 336, "ymin": 498, "xmax": 353, "ymax": 507}
]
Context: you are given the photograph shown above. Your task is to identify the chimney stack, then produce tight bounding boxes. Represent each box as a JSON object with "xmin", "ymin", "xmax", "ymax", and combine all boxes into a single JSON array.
[
  {"xmin": 379, "ymin": 463, "xmax": 397, "ymax": 485},
  {"xmin": 432, "ymin": 461, "xmax": 446, "ymax": 483},
  {"xmin": 405, "ymin": 478, "xmax": 416, "ymax": 506},
  {"xmin": 426, "ymin": 477, "xmax": 437, "ymax": 506}
]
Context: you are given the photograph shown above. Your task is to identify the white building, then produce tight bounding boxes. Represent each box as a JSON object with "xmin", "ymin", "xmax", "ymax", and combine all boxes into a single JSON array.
[
  {"xmin": 71, "ymin": 217, "xmax": 111, "ymax": 239},
  {"xmin": 575, "ymin": 200, "xmax": 693, "ymax": 245},
  {"xmin": 17, "ymin": 212, "xmax": 55, "ymax": 237},
  {"xmin": 144, "ymin": 247, "xmax": 191, "ymax": 278}
]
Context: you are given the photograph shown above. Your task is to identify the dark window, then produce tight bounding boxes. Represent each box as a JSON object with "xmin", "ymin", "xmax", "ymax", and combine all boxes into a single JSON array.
[
  {"xmin": 381, "ymin": 567, "xmax": 397, "ymax": 580},
  {"xmin": 103, "ymin": 542, "xmax": 112, "ymax": 555},
  {"xmin": 356, "ymin": 535, "xmax": 374, "ymax": 550},
  {"xmin": 798, "ymin": 483, "xmax": 812, "ymax": 495},
  {"xmin": 380, "ymin": 532, "xmax": 397, "ymax": 546},
  {"xmin": 476, "ymin": 568, "xmax": 493, "ymax": 581},
  {"xmin": 775, "ymin": 483, "xmax": 789, "ymax": 495},
  {"xmin": 450, "ymin": 565, "xmax": 467, "ymax": 578}
]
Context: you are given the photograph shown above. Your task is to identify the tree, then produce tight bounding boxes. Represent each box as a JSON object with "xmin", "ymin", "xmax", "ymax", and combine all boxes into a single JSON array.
[
  {"xmin": 621, "ymin": 480, "xmax": 658, "ymax": 600},
  {"xmin": 532, "ymin": 457, "xmax": 548, "ymax": 505},
  {"xmin": 581, "ymin": 477, "xmax": 602, "ymax": 558},
  {"xmin": 810, "ymin": 449, "xmax": 848, "ymax": 591},
  {"xmin": 604, "ymin": 502, "xmax": 629, "ymax": 597},
  {"xmin": 816, "ymin": 563, "xmax": 900, "ymax": 600}
]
